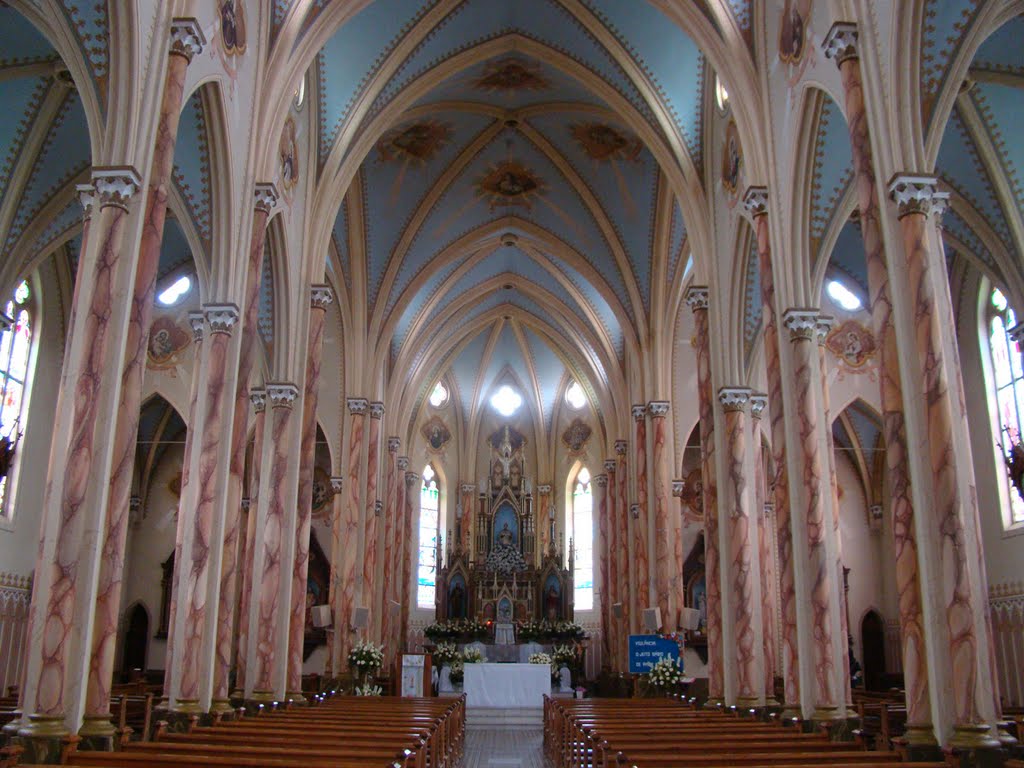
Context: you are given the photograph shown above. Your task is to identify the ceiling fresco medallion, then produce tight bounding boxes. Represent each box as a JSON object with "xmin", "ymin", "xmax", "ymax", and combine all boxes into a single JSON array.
[
  {"xmin": 377, "ymin": 120, "xmax": 453, "ymax": 164},
  {"xmin": 721, "ymin": 119, "xmax": 743, "ymax": 198},
  {"xmin": 680, "ymin": 468, "xmax": 704, "ymax": 523},
  {"xmin": 477, "ymin": 160, "xmax": 546, "ymax": 210},
  {"xmin": 279, "ymin": 116, "xmax": 299, "ymax": 194},
  {"xmin": 475, "ymin": 57, "xmax": 550, "ymax": 92},
  {"xmin": 570, "ymin": 123, "xmax": 642, "ymax": 162},
  {"xmin": 147, "ymin": 315, "xmax": 191, "ymax": 370},
  {"xmin": 778, "ymin": 0, "xmax": 815, "ymax": 85},
  {"xmin": 826, "ymin": 319, "xmax": 878, "ymax": 374},
  {"xmin": 422, "ymin": 415, "xmax": 452, "ymax": 453},
  {"xmin": 220, "ymin": 0, "xmax": 247, "ymax": 56},
  {"xmin": 561, "ymin": 418, "xmax": 592, "ymax": 454}
]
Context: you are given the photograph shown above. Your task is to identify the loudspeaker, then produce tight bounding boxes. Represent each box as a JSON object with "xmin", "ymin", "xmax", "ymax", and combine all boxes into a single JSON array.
[
  {"xmin": 311, "ymin": 605, "xmax": 332, "ymax": 629},
  {"xmin": 352, "ymin": 606, "xmax": 369, "ymax": 630},
  {"xmin": 642, "ymin": 606, "xmax": 662, "ymax": 633},
  {"xmin": 679, "ymin": 607, "xmax": 701, "ymax": 631},
  {"xmin": 612, "ymin": 602, "xmax": 624, "ymax": 619},
  {"xmin": 389, "ymin": 600, "xmax": 401, "ymax": 617}
]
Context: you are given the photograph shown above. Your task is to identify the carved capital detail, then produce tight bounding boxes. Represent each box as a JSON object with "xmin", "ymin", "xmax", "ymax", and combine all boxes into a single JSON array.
[
  {"xmin": 816, "ymin": 314, "xmax": 835, "ymax": 344},
  {"xmin": 536, "ymin": 484, "xmax": 552, "ymax": 495},
  {"xmin": 254, "ymin": 183, "xmax": 279, "ymax": 214},
  {"xmin": 369, "ymin": 401, "xmax": 385, "ymax": 419},
  {"xmin": 405, "ymin": 472, "xmax": 420, "ymax": 486},
  {"xmin": 672, "ymin": 480, "xmax": 685, "ymax": 497},
  {"xmin": 169, "ymin": 17, "xmax": 206, "ymax": 61},
  {"xmin": 241, "ymin": 497, "xmax": 251, "ymax": 511},
  {"xmin": 630, "ymin": 503, "xmax": 640, "ymax": 519},
  {"xmin": 822, "ymin": 22, "xmax": 859, "ymax": 65},
  {"xmin": 647, "ymin": 401, "xmax": 670, "ymax": 418},
  {"xmin": 204, "ymin": 303, "xmax": 240, "ymax": 334},
  {"xmin": 374, "ymin": 500, "xmax": 383, "ymax": 516},
  {"xmin": 931, "ymin": 190, "xmax": 951, "ymax": 224},
  {"xmin": 92, "ymin": 167, "xmax": 142, "ymax": 209},
  {"xmin": 718, "ymin": 387, "xmax": 751, "ymax": 412},
  {"xmin": 397, "ymin": 456, "xmax": 410, "ymax": 471},
  {"xmin": 685, "ymin": 286, "xmax": 709, "ymax": 312},
  {"xmin": 249, "ymin": 388, "xmax": 267, "ymax": 413},
  {"xmin": 311, "ymin": 284, "xmax": 334, "ymax": 310},
  {"xmin": 782, "ymin": 309, "xmax": 820, "ymax": 342},
  {"xmin": 749, "ymin": 392, "xmax": 768, "ymax": 419},
  {"xmin": 188, "ymin": 311, "xmax": 205, "ymax": 342},
  {"xmin": 742, "ymin": 186, "xmax": 769, "ymax": 219},
  {"xmin": 614, "ymin": 440, "xmax": 628, "ymax": 455},
  {"xmin": 76, "ymin": 183, "xmax": 96, "ymax": 217},
  {"xmin": 604, "ymin": 459, "xmax": 616, "ymax": 472},
  {"xmin": 347, "ymin": 398, "xmax": 369, "ymax": 415},
  {"xmin": 460, "ymin": 483, "xmax": 475, "ymax": 494},
  {"xmin": 888, "ymin": 174, "xmax": 938, "ymax": 219},
  {"xmin": 594, "ymin": 474, "xmax": 608, "ymax": 488},
  {"xmin": 631, "ymin": 404, "xmax": 647, "ymax": 421},
  {"xmin": 266, "ymin": 383, "xmax": 299, "ymax": 408},
  {"xmin": 387, "ymin": 436, "xmax": 401, "ymax": 453},
  {"xmin": 330, "ymin": 477, "xmax": 344, "ymax": 494}
]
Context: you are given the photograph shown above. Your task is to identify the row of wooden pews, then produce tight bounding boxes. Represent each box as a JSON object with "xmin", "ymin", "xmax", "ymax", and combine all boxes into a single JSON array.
[
  {"xmin": 851, "ymin": 690, "xmax": 906, "ymax": 750},
  {"xmin": 543, "ymin": 696, "xmax": 949, "ymax": 768},
  {"xmin": 25, "ymin": 694, "xmax": 464, "ymax": 768}
]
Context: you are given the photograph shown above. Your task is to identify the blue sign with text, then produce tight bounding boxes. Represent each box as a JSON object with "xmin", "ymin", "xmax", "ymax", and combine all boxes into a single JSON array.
[{"xmin": 628, "ymin": 635, "xmax": 683, "ymax": 674}]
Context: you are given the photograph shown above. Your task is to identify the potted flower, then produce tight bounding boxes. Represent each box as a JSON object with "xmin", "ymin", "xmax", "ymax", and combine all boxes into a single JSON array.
[
  {"xmin": 448, "ymin": 659, "xmax": 465, "ymax": 686},
  {"xmin": 462, "ymin": 647, "xmax": 484, "ymax": 664},
  {"xmin": 642, "ymin": 656, "xmax": 683, "ymax": 697},
  {"xmin": 348, "ymin": 640, "xmax": 384, "ymax": 686}
]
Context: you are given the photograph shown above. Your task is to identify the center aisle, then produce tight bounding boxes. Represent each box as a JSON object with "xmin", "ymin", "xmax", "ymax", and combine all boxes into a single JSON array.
[{"xmin": 464, "ymin": 727, "xmax": 544, "ymax": 768}]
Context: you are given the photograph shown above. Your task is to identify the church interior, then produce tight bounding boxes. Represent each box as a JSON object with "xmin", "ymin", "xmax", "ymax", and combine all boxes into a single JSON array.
[{"xmin": 0, "ymin": 0, "xmax": 1023, "ymax": 765}]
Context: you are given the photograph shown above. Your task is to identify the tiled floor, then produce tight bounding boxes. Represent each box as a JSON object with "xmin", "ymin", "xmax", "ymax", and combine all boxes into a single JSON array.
[{"xmin": 464, "ymin": 727, "xmax": 546, "ymax": 768}]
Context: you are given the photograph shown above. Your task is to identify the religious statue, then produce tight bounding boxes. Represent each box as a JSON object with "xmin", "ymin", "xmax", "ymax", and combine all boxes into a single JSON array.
[
  {"xmin": 545, "ymin": 585, "xmax": 560, "ymax": 620},
  {"xmin": 491, "ymin": 459, "xmax": 504, "ymax": 490},
  {"xmin": 498, "ymin": 523, "xmax": 514, "ymax": 547},
  {"xmin": 509, "ymin": 459, "xmax": 522, "ymax": 491},
  {"xmin": 449, "ymin": 582, "xmax": 465, "ymax": 619}
]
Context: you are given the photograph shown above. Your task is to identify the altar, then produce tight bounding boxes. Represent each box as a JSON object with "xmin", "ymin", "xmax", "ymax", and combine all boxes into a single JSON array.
[{"xmin": 463, "ymin": 663, "xmax": 550, "ymax": 708}]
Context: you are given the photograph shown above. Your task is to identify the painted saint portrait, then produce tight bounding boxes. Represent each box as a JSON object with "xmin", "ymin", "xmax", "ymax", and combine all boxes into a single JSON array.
[
  {"xmin": 825, "ymin": 319, "xmax": 877, "ymax": 371},
  {"xmin": 421, "ymin": 415, "xmax": 452, "ymax": 453},
  {"xmin": 279, "ymin": 117, "xmax": 299, "ymax": 193},
  {"xmin": 147, "ymin": 315, "xmax": 191, "ymax": 369},
  {"xmin": 377, "ymin": 120, "xmax": 452, "ymax": 165},
  {"xmin": 571, "ymin": 123, "xmax": 641, "ymax": 162},
  {"xmin": 778, "ymin": 0, "xmax": 815, "ymax": 86},
  {"xmin": 477, "ymin": 160, "xmax": 545, "ymax": 210},
  {"xmin": 561, "ymin": 418, "xmax": 592, "ymax": 454},
  {"xmin": 220, "ymin": 0, "xmax": 247, "ymax": 57},
  {"xmin": 721, "ymin": 119, "xmax": 742, "ymax": 197}
]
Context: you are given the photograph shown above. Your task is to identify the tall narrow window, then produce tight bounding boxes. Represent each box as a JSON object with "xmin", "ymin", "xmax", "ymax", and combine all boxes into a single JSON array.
[
  {"xmin": 0, "ymin": 280, "xmax": 32, "ymax": 515},
  {"xmin": 987, "ymin": 288, "xmax": 1024, "ymax": 526},
  {"xmin": 418, "ymin": 465, "xmax": 441, "ymax": 608},
  {"xmin": 571, "ymin": 467, "xmax": 593, "ymax": 610}
]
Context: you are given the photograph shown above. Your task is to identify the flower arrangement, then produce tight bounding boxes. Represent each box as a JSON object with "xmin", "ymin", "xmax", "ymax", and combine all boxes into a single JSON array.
[
  {"xmin": 528, "ymin": 652, "xmax": 553, "ymax": 666},
  {"xmin": 646, "ymin": 656, "xmax": 683, "ymax": 688},
  {"xmin": 348, "ymin": 640, "xmax": 384, "ymax": 674},
  {"xmin": 448, "ymin": 659, "xmax": 465, "ymax": 685},
  {"xmin": 552, "ymin": 644, "xmax": 576, "ymax": 667},
  {"xmin": 355, "ymin": 682, "xmax": 382, "ymax": 696},
  {"xmin": 517, "ymin": 619, "xmax": 587, "ymax": 642},
  {"xmin": 432, "ymin": 642, "xmax": 461, "ymax": 668},
  {"xmin": 423, "ymin": 618, "xmax": 488, "ymax": 641},
  {"xmin": 462, "ymin": 647, "xmax": 484, "ymax": 664}
]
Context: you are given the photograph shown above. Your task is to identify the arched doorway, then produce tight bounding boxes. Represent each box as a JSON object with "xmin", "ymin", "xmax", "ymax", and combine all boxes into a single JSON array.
[
  {"xmin": 860, "ymin": 610, "xmax": 885, "ymax": 691},
  {"xmin": 122, "ymin": 604, "xmax": 149, "ymax": 679}
]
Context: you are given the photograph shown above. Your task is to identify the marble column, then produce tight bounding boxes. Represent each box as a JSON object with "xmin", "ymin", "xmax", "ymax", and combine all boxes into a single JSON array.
[
  {"xmin": 337, "ymin": 399, "xmax": 367, "ymax": 668},
  {"xmin": 743, "ymin": 187, "xmax": 800, "ymax": 716},
  {"xmin": 614, "ymin": 442, "xmax": 630, "ymax": 638},
  {"xmin": 648, "ymin": 402, "xmax": 673, "ymax": 629},
  {"xmin": 459, "ymin": 483, "xmax": 475, "ymax": 557},
  {"xmin": 632, "ymin": 405, "xmax": 652, "ymax": 620},
  {"xmin": 82, "ymin": 21, "xmax": 204, "ymax": 739},
  {"xmin": 286, "ymin": 285, "xmax": 333, "ymax": 700},
  {"xmin": 232, "ymin": 390, "xmax": 265, "ymax": 696},
  {"xmin": 19, "ymin": 168, "xmax": 142, "ymax": 750},
  {"xmin": 363, "ymin": 403, "xmax": 384, "ymax": 642},
  {"xmin": 887, "ymin": 175, "xmax": 999, "ymax": 747},
  {"xmin": 782, "ymin": 309, "xmax": 843, "ymax": 720},
  {"xmin": 390, "ymin": 457, "xmax": 409, "ymax": 656},
  {"xmin": 594, "ymin": 473, "xmax": 611, "ymax": 668},
  {"xmin": 821, "ymin": 22, "xmax": 933, "ymax": 740},
  {"xmin": 401, "ymin": 471, "xmax": 421, "ymax": 650},
  {"xmin": 687, "ymin": 286, "xmax": 723, "ymax": 705},
  {"xmin": 604, "ymin": 458, "xmax": 620, "ymax": 669},
  {"xmin": 719, "ymin": 387, "xmax": 761, "ymax": 706},
  {"xmin": 380, "ymin": 438, "xmax": 400, "ymax": 666},
  {"xmin": 750, "ymin": 394, "xmax": 778, "ymax": 704},
  {"xmin": 246, "ymin": 383, "xmax": 299, "ymax": 701},
  {"xmin": 325, "ymin": 476, "xmax": 344, "ymax": 675},
  {"xmin": 536, "ymin": 484, "xmax": 552, "ymax": 556}
]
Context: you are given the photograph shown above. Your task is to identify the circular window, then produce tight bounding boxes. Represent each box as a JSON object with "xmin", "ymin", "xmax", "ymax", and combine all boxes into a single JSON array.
[
  {"xmin": 428, "ymin": 381, "xmax": 449, "ymax": 408},
  {"xmin": 826, "ymin": 279, "xmax": 863, "ymax": 311},
  {"xmin": 490, "ymin": 384, "xmax": 523, "ymax": 416},
  {"xmin": 715, "ymin": 75, "xmax": 730, "ymax": 112},
  {"xmin": 565, "ymin": 380, "xmax": 586, "ymax": 410}
]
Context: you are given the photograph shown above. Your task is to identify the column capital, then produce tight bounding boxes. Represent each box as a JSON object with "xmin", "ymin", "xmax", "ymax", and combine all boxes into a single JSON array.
[
  {"xmin": 594, "ymin": 474, "xmax": 608, "ymax": 488},
  {"xmin": 869, "ymin": 504, "xmax": 883, "ymax": 524},
  {"xmin": 92, "ymin": 166, "xmax": 142, "ymax": 209},
  {"xmin": 249, "ymin": 387, "xmax": 267, "ymax": 413},
  {"xmin": 647, "ymin": 400, "xmax": 670, "ymax": 417},
  {"xmin": 387, "ymin": 436, "xmax": 401, "ymax": 453},
  {"xmin": 821, "ymin": 22, "xmax": 859, "ymax": 65},
  {"xmin": 672, "ymin": 479, "xmax": 685, "ymax": 497},
  {"xmin": 629, "ymin": 503, "xmax": 640, "ymax": 519},
  {"xmin": 782, "ymin": 308, "xmax": 819, "ymax": 341},
  {"xmin": 816, "ymin": 314, "xmax": 835, "ymax": 344},
  {"xmin": 241, "ymin": 497, "xmax": 251, "ymax": 511},
  {"xmin": 718, "ymin": 387, "xmax": 751, "ymax": 412},
  {"xmin": 631, "ymin": 404, "xmax": 647, "ymax": 421},
  {"xmin": 931, "ymin": 190, "xmax": 951, "ymax": 224},
  {"xmin": 188, "ymin": 310, "xmax": 205, "ymax": 341},
  {"xmin": 887, "ymin": 174, "xmax": 939, "ymax": 219},
  {"xmin": 685, "ymin": 286, "xmax": 709, "ymax": 312},
  {"xmin": 460, "ymin": 483, "xmax": 475, "ymax": 494},
  {"xmin": 76, "ymin": 183, "xmax": 96, "ymax": 218},
  {"xmin": 397, "ymin": 456, "xmax": 410, "ymax": 471},
  {"xmin": 169, "ymin": 17, "xmax": 206, "ymax": 61},
  {"xmin": 374, "ymin": 500, "xmax": 383, "ymax": 516},
  {"xmin": 266, "ymin": 382, "xmax": 299, "ymax": 408},
  {"xmin": 749, "ymin": 392, "xmax": 768, "ymax": 419},
  {"xmin": 254, "ymin": 183, "xmax": 279, "ymax": 214},
  {"xmin": 369, "ymin": 401, "xmax": 385, "ymax": 419},
  {"xmin": 330, "ymin": 476, "xmax": 344, "ymax": 494},
  {"xmin": 204, "ymin": 303, "xmax": 240, "ymax": 334},
  {"xmin": 128, "ymin": 495, "xmax": 143, "ymax": 528},
  {"xmin": 347, "ymin": 398, "xmax": 369, "ymax": 415},
  {"xmin": 604, "ymin": 459, "xmax": 617, "ymax": 472},
  {"xmin": 742, "ymin": 186, "xmax": 769, "ymax": 219},
  {"xmin": 536, "ymin": 484, "xmax": 552, "ymax": 494},
  {"xmin": 405, "ymin": 472, "xmax": 420, "ymax": 486},
  {"xmin": 615, "ymin": 440, "xmax": 628, "ymax": 455},
  {"xmin": 763, "ymin": 502, "xmax": 775, "ymax": 515},
  {"xmin": 311, "ymin": 284, "xmax": 334, "ymax": 310}
]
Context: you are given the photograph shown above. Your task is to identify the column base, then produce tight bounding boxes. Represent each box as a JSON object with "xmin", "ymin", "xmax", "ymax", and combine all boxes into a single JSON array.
[
  {"xmin": 77, "ymin": 714, "xmax": 117, "ymax": 751},
  {"xmin": 284, "ymin": 691, "xmax": 307, "ymax": 706},
  {"xmin": 702, "ymin": 697, "xmax": 724, "ymax": 710},
  {"xmin": 996, "ymin": 721, "xmax": 1019, "ymax": 748},
  {"xmin": 735, "ymin": 696, "xmax": 760, "ymax": 709},
  {"xmin": 209, "ymin": 699, "xmax": 235, "ymax": 716},
  {"xmin": 1, "ymin": 710, "xmax": 23, "ymax": 741},
  {"xmin": 243, "ymin": 690, "xmax": 278, "ymax": 716},
  {"xmin": 171, "ymin": 698, "xmax": 203, "ymax": 714},
  {"xmin": 949, "ymin": 724, "xmax": 1001, "ymax": 750},
  {"xmin": 16, "ymin": 714, "xmax": 69, "ymax": 764},
  {"xmin": 895, "ymin": 724, "xmax": 942, "ymax": 763},
  {"xmin": 904, "ymin": 722, "xmax": 938, "ymax": 746}
]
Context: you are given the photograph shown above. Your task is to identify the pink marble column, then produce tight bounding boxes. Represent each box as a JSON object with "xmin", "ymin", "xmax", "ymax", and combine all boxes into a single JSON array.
[
  {"xmin": 648, "ymin": 402, "xmax": 673, "ymax": 629},
  {"xmin": 750, "ymin": 394, "xmax": 778, "ymax": 704},
  {"xmin": 594, "ymin": 473, "xmax": 611, "ymax": 667},
  {"xmin": 821, "ymin": 24, "xmax": 933, "ymax": 738},
  {"xmin": 743, "ymin": 188, "xmax": 799, "ymax": 714},
  {"xmin": 363, "ymin": 403, "xmax": 384, "ymax": 641},
  {"xmin": 19, "ymin": 168, "xmax": 142, "ymax": 742},
  {"xmin": 632, "ymin": 405, "xmax": 651, "ymax": 620},
  {"xmin": 401, "ymin": 470, "xmax": 421, "ymax": 650},
  {"xmin": 82, "ymin": 22, "xmax": 204, "ymax": 736},
  {"xmin": 782, "ymin": 309, "xmax": 839, "ymax": 719},
  {"xmin": 325, "ymin": 476, "xmax": 344, "ymax": 675},
  {"xmin": 389, "ymin": 457, "xmax": 409, "ymax": 656},
  {"xmin": 888, "ymin": 175, "xmax": 998, "ymax": 746},
  {"xmin": 286, "ymin": 286, "xmax": 333, "ymax": 699},
  {"xmin": 614, "ymin": 444, "xmax": 630, "ymax": 641},
  {"xmin": 603, "ymin": 459, "xmax": 619, "ymax": 669},
  {"xmin": 339, "ymin": 399, "xmax": 367, "ymax": 667},
  {"xmin": 233, "ymin": 390, "xmax": 265, "ymax": 694},
  {"xmin": 535, "ymin": 485, "xmax": 551, "ymax": 555},
  {"xmin": 719, "ymin": 387, "xmax": 759, "ymax": 705},
  {"xmin": 459, "ymin": 482, "xmax": 475, "ymax": 557},
  {"xmin": 380, "ymin": 438, "xmax": 400, "ymax": 667},
  {"xmin": 687, "ymin": 286, "xmax": 723, "ymax": 704},
  {"xmin": 249, "ymin": 383, "xmax": 299, "ymax": 699}
]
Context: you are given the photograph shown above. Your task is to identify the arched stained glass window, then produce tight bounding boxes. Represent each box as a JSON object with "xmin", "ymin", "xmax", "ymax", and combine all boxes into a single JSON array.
[
  {"xmin": 571, "ymin": 467, "xmax": 593, "ymax": 610},
  {"xmin": 0, "ymin": 280, "xmax": 33, "ymax": 514},
  {"xmin": 987, "ymin": 287, "xmax": 1024, "ymax": 526},
  {"xmin": 417, "ymin": 465, "xmax": 440, "ymax": 608}
]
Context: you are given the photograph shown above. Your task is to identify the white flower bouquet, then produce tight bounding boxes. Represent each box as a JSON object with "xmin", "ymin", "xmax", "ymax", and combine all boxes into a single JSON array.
[
  {"xmin": 646, "ymin": 656, "xmax": 683, "ymax": 688},
  {"xmin": 528, "ymin": 652, "xmax": 553, "ymax": 666},
  {"xmin": 462, "ymin": 647, "xmax": 484, "ymax": 664},
  {"xmin": 355, "ymin": 682, "xmax": 383, "ymax": 696},
  {"xmin": 432, "ymin": 642, "xmax": 461, "ymax": 667},
  {"xmin": 348, "ymin": 640, "xmax": 384, "ymax": 673}
]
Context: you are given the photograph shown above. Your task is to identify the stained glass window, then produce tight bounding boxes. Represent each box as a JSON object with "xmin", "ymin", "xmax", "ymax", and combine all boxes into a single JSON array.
[
  {"xmin": 987, "ymin": 288, "xmax": 1024, "ymax": 525},
  {"xmin": 0, "ymin": 281, "xmax": 32, "ymax": 513},
  {"xmin": 418, "ymin": 465, "xmax": 440, "ymax": 608},
  {"xmin": 571, "ymin": 467, "xmax": 593, "ymax": 610}
]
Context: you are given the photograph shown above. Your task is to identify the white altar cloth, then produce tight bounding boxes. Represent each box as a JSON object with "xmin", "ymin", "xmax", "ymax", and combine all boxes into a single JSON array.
[{"xmin": 464, "ymin": 663, "xmax": 551, "ymax": 708}]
